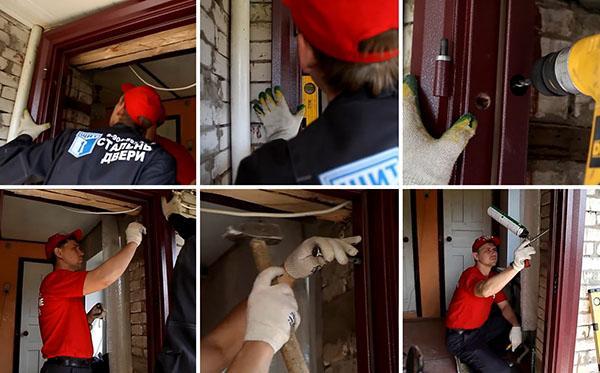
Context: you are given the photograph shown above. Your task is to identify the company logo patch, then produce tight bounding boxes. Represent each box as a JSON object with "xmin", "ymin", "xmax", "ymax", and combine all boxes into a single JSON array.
[
  {"xmin": 319, "ymin": 147, "xmax": 399, "ymax": 185},
  {"xmin": 68, "ymin": 132, "xmax": 102, "ymax": 158}
]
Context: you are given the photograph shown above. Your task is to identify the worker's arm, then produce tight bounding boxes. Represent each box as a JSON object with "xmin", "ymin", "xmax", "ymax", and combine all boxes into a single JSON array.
[
  {"xmin": 228, "ymin": 342, "xmax": 274, "ymax": 373},
  {"xmin": 200, "ymin": 301, "xmax": 247, "ymax": 373},
  {"xmin": 0, "ymin": 110, "xmax": 56, "ymax": 184},
  {"xmin": 474, "ymin": 240, "xmax": 535, "ymax": 298},
  {"xmin": 83, "ymin": 222, "xmax": 145, "ymax": 295},
  {"xmin": 497, "ymin": 300, "xmax": 519, "ymax": 327},
  {"xmin": 474, "ymin": 266, "xmax": 519, "ymax": 298},
  {"xmin": 498, "ymin": 300, "xmax": 523, "ymax": 351},
  {"xmin": 201, "ymin": 267, "xmax": 299, "ymax": 373}
]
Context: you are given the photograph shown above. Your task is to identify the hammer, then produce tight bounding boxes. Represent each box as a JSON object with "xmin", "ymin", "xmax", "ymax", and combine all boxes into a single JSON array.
[{"xmin": 224, "ymin": 222, "xmax": 308, "ymax": 373}]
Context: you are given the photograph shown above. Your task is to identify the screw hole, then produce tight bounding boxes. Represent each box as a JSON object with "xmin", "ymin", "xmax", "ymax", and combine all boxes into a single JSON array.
[{"xmin": 475, "ymin": 93, "xmax": 492, "ymax": 110}]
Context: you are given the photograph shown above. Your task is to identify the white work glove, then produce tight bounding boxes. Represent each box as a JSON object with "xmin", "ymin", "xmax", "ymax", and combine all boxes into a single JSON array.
[
  {"xmin": 512, "ymin": 239, "xmax": 535, "ymax": 271},
  {"xmin": 403, "ymin": 75, "xmax": 478, "ymax": 185},
  {"xmin": 252, "ymin": 86, "xmax": 305, "ymax": 141},
  {"xmin": 14, "ymin": 109, "xmax": 51, "ymax": 141},
  {"xmin": 509, "ymin": 326, "xmax": 522, "ymax": 351},
  {"xmin": 87, "ymin": 303, "xmax": 106, "ymax": 322},
  {"xmin": 125, "ymin": 222, "xmax": 146, "ymax": 246},
  {"xmin": 284, "ymin": 236, "xmax": 361, "ymax": 279},
  {"xmin": 245, "ymin": 267, "xmax": 300, "ymax": 353}
]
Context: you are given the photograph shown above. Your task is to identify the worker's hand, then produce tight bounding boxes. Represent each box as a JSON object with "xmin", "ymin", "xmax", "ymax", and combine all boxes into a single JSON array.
[
  {"xmin": 509, "ymin": 326, "xmax": 522, "ymax": 351},
  {"xmin": 403, "ymin": 75, "xmax": 477, "ymax": 185},
  {"xmin": 252, "ymin": 86, "xmax": 305, "ymax": 141},
  {"xmin": 125, "ymin": 222, "xmax": 146, "ymax": 246},
  {"xmin": 15, "ymin": 109, "xmax": 50, "ymax": 141},
  {"xmin": 87, "ymin": 303, "xmax": 105, "ymax": 323},
  {"xmin": 512, "ymin": 239, "xmax": 535, "ymax": 271},
  {"xmin": 284, "ymin": 236, "xmax": 361, "ymax": 279},
  {"xmin": 245, "ymin": 267, "xmax": 300, "ymax": 353}
]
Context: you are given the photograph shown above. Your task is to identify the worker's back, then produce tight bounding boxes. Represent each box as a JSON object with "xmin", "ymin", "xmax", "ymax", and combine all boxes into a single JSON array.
[
  {"xmin": 0, "ymin": 123, "xmax": 176, "ymax": 185},
  {"xmin": 236, "ymin": 88, "xmax": 398, "ymax": 185}
]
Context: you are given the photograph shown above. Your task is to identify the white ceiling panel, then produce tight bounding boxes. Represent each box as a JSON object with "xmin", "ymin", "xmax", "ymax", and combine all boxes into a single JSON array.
[
  {"xmin": 1, "ymin": 0, "xmax": 128, "ymax": 29},
  {"xmin": 1, "ymin": 195, "xmax": 101, "ymax": 243}
]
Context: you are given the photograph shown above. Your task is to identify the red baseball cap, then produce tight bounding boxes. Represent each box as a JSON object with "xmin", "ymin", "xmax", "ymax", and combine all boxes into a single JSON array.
[
  {"xmin": 121, "ymin": 83, "xmax": 166, "ymax": 127},
  {"xmin": 45, "ymin": 229, "xmax": 83, "ymax": 259},
  {"xmin": 472, "ymin": 235, "xmax": 501, "ymax": 253},
  {"xmin": 282, "ymin": 0, "xmax": 399, "ymax": 63}
]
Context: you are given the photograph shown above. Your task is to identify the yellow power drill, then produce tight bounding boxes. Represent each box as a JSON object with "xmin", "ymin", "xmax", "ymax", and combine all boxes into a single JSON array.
[{"xmin": 531, "ymin": 34, "xmax": 600, "ymax": 184}]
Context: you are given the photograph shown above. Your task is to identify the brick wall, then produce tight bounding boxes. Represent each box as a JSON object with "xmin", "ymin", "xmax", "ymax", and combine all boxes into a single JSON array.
[
  {"xmin": 573, "ymin": 190, "xmax": 600, "ymax": 372},
  {"xmin": 527, "ymin": 0, "xmax": 600, "ymax": 184},
  {"xmin": 249, "ymin": 0, "xmax": 273, "ymax": 148},
  {"xmin": 535, "ymin": 190, "xmax": 552, "ymax": 369},
  {"xmin": 62, "ymin": 67, "xmax": 93, "ymax": 129},
  {"xmin": 128, "ymin": 253, "xmax": 148, "ymax": 373},
  {"xmin": 200, "ymin": 0, "xmax": 273, "ymax": 184},
  {"xmin": 200, "ymin": 0, "xmax": 231, "ymax": 184},
  {"xmin": 321, "ymin": 259, "xmax": 357, "ymax": 372},
  {"xmin": 0, "ymin": 11, "xmax": 30, "ymax": 145}
]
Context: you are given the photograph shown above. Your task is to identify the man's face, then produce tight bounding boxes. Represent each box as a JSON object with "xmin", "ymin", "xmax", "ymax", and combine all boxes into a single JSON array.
[
  {"xmin": 56, "ymin": 239, "xmax": 84, "ymax": 270},
  {"xmin": 474, "ymin": 243, "xmax": 498, "ymax": 267}
]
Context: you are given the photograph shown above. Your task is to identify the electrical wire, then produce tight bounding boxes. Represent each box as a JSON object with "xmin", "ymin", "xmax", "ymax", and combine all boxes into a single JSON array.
[
  {"xmin": 59, "ymin": 205, "xmax": 142, "ymax": 215},
  {"xmin": 200, "ymin": 201, "xmax": 351, "ymax": 218},
  {"xmin": 128, "ymin": 66, "xmax": 196, "ymax": 91}
]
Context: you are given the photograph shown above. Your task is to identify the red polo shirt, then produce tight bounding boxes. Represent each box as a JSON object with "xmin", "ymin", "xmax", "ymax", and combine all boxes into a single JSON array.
[
  {"xmin": 157, "ymin": 135, "xmax": 195, "ymax": 185},
  {"xmin": 445, "ymin": 265, "xmax": 507, "ymax": 330},
  {"xmin": 39, "ymin": 269, "xmax": 92, "ymax": 359}
]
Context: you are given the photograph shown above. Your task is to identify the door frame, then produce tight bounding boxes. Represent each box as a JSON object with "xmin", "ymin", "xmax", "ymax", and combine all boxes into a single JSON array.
[
  {"xmin": 271, "ymin": 0, "xmax": 302, "ymax": 109},
  {"xmin": 12, "ymin": 258, "xmax": 52, "ymax": 373},
  {"xmin": 352, "ymin": 190, "xmax": 398, "ymax": 373},
  {"xmin": 542, "ymin": 189, "xmax": 585, "ymax": 372},
  {"xmin": 410, "ymin": 0, "xmax": 536, "ymax": 184},
  {"xmin": 29, "ymin": 0, "xmax": 196, "ymax": 141}
]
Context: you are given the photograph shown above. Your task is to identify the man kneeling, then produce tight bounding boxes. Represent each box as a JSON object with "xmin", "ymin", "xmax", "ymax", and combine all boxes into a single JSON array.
[{"xmin": 445, "ymin": 236, "xmax": 535, "ymax": 372}]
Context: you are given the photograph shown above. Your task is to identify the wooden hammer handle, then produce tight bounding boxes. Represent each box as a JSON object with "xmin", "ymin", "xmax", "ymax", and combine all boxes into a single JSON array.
[{"xmin": 249, "ymin": 239, "xmax": 309, "ymax": 373}]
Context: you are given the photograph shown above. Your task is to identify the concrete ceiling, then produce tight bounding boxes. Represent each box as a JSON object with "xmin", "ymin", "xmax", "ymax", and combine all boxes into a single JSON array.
[
  {"xmin": 1, "ymin": 195, "xmax": 101, "ymax": 243},
  {"xmin": 1, "ymin": 0, "xmax": 128, "ymax": 29},
  {"xmin": 92, "ymin": 52, "xmax": 196, "ymax": 106}
]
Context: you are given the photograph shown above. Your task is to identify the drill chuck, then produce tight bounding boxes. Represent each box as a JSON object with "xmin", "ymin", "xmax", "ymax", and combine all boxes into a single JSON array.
[{"xmin": 532, "ymin": 47, "xmax": 581, "ymax": 97}]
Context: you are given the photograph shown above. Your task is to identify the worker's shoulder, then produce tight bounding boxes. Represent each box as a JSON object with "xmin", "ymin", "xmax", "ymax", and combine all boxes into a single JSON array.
[
  {"xmin": 40, "ymin": 269, "xmax": 80, "ymax": 288},
  {"xmin": 459, "ymin": 265, "xmax": 482, "ymax": 280}
]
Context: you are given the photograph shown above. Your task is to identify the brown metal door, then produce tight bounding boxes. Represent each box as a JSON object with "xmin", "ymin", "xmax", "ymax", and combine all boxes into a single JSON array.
[{"xmin": 410, "ymin": 0, "xmax": 536, "ymax": 184}]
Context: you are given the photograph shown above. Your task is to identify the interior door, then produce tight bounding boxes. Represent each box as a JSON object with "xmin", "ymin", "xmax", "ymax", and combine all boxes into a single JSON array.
[
  {"xmin": 403, "ymin": 191, "xmax": 417, "ymax": 314},
  {"xmin": 443, "ymin": 190, "xmax": 492, "ymax": 309},
  {"xmin": 18, "ymin": 261, "xmax": 52, "ymax": 373}
]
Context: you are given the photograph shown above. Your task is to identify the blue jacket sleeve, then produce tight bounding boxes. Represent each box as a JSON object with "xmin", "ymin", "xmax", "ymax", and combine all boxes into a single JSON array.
[
  {"xmin": 235, "ymin": 139, "xmax": 296, "ymax": 185},
  {"xmin": 0, "ymin": 134, "xmax": 62, "ymax": 184}
]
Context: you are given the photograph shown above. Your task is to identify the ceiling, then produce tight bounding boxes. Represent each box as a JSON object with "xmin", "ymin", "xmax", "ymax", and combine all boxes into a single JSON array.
[
  {"xmin": 92, "ymin": 52, "xmax": 196, "ymax": 106},
  {"xmin": 1, "ymin": 0, "xmax": 127, "ymax": 29},
  {"xmin": 1, "ymin": 195, "xmax": 101, "ymax": 243}
]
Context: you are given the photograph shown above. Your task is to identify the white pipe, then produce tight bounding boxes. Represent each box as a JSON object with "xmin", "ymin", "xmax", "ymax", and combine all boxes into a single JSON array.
[
  {"xmin": 7, "ymin": 25, "xmax": 43, "ymax": 142},
  {"xmin": 230, "ymin": 0, "xmax": 251, "ymax": 181}
]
